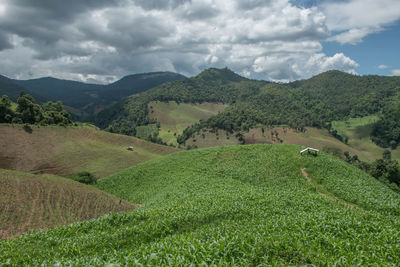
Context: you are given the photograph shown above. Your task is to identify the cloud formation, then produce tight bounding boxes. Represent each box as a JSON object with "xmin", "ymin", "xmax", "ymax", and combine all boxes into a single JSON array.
[
  {"xmin": 0, "ymin": 0, "xmax": 362, "ymax": 83},
  {"xmin": 392, "ymin": 69, "xmax": 400, "ymax": 76},
  {"xmin": 322, "ymin": 0, "xmax": 400, "ymax": 45}
]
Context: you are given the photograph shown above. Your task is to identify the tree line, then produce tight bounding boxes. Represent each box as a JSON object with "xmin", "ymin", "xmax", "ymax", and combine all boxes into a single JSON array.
[{"xmin": 0, "ymin": 93, "xmax": 72, "ymax": 125}]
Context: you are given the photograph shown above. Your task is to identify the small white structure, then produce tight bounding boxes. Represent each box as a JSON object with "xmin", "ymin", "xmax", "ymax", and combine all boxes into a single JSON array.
[
  {"xmin": 127, "ymin": 146, "xmax": 134, "ymax": 151},
  {"xmin": 300, "ymin": 147, "xmax": 319, "ymax": 156}
]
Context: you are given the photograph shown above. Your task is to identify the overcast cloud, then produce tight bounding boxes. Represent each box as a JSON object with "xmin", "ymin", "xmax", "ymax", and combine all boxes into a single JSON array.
[{"xmin": 0, "ymin": 0, "xmax": 398, "ymax": 83}]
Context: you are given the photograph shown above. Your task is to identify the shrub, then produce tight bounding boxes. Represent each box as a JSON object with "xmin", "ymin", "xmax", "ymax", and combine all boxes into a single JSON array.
[{"xmin": 69, "ymin": 171, "xmax": 97, "ymax": 184}]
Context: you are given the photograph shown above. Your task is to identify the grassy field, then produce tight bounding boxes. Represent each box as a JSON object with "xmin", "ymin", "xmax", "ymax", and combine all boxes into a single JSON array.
[
  {"xmin": 145, "ymin": 101, "xmax": 397, "ymax": 161},
  {"xmin": 186, "ymin": 126, "xmax": 379, "ymax": 160},
  {"xmin": 1, "ymin": 144, "xmax": 399, "ymax": 265},
  {"xmin": 0, "ymin": 168, "xmax": 136, "ymax": 239},
  {"xmin": 331, "ymin": 115, "xmax": 400, "ymax": 161},
  {"xmin": 147, "ymin": 101, "xmax": 228, "ymax": 145},
  {"xmin": 135, "ymin": 124, "xmax": 158, "ymax": 140},
  {"xmin": 0, "ymin": 124, "xmax": 178, "ymax": 178}
]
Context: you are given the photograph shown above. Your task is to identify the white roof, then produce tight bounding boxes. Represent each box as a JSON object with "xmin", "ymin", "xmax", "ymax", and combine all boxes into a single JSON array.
[{"xmin": 300, "ymin": 147, "xmax": 319, "ymax": 153}]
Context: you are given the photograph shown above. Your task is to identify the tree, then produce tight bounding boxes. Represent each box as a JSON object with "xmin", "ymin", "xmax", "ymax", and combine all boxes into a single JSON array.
[
  {"xmin": 0, "ymin": 95, "xmax": 14, "ymax": 123},
  {"xmin": 383, "ymin": 150, "xmax": 392, "ymax": 161},
  {"xmin": 17, "ymin": 93, "xmax": 43, "ymax": 124}
]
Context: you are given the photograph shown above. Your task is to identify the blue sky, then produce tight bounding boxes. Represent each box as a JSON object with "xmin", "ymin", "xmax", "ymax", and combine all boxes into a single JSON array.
[
  {"xmin": 291, "ymin": 0, "xmax": 400, "ymax": 76},
  {"xmin": 0, "ymin": 0, "xmax": 399, "ymax": 83},
  {"xmin": 323, "ymin": 21, "xmax": 400, "ymax": 76}
]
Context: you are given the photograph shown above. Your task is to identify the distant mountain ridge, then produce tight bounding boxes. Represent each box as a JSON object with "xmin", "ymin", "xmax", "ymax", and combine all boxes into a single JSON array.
[
  {"xmin": 0, "ymin": 75, "xmax": 47, "ymax": 103},
  {"xmin": 0, "ymin": 72, "xmax": 186, "ymax": 120}
]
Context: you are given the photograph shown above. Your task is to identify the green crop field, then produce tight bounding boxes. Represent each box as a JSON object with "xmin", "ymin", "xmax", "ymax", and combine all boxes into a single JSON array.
[
  {"xmin": 1, "ymin": 144, "xmax": 399, "ymax": 265},
  {"xmin": 147, "ymin": 101, "xmax": 228, "ymax": 145},
  {"xmin": 331, "ymin": 116, "xmax": 400, "ymax": 161}
]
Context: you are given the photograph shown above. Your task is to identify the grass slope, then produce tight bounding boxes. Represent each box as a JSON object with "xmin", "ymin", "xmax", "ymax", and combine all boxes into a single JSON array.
[
  {"xmin": 2, "ymin": 144, "xmax": 399, "ymax": 265},
  {"xmin": 331, "ymin": 115, "xmax": 400, "ymax": 161},
  {"xmin": 0, "ymin": 124, "xmax": 178, "ymax": 178},
  {"xmin": 186, "ymin": 126, "xmax": 386, "ymax": 161},
  {"xmin": 0, "ymin": 169, "xmax": 135, "ymax": 239},
  {"xmin": 148, "ymin": 101, "xmax": 228, "ymax": 144}
]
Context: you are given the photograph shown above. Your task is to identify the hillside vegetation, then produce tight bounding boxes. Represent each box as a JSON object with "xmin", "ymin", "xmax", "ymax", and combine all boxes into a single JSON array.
[
  {"xmin": 0, "ymin": 93, "xmax": 72, "ymax": 125},
  {"xmin": 186, "ymin": 126, "xmax": 386, "ymax": 158},
  {"xmin": 147, "ymin": 101, "xmax": 228, "ymax": 144},
  {"xmin": 96, "ymin": 68, "xmax": 400, "ymax": 150},
  {"xmin": 95, "ymin": 68, "xmax": 266, "ymax": 136},
  {"xmin": 0, "ymin": 124, "xmax": 178, "ymax": 178},
  {"xmin": 179, "ymin": 70, "xmax": 400, "ymax": 144},
  {"xmin": 1, "ymin": 144, "xmax": 399, "ymax": 265},
  {"xmin": 0, "ymin": 169, "xmax": 135, "ymax": 239}
]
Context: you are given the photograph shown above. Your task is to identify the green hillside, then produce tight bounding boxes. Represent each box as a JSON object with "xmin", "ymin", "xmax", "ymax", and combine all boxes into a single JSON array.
[
  {"xmin": 95, "ymin": 68, "xmax": 266, "ymax": 135},
  {"xmin": 2, "ymin": 144, "xmax": 399, "ymax": 265},
  {"xmin": 147, "ymin": 101, "xmax": 228, "ymax": 144},
  {"xmin": 95, "ymin": 68, "xmax": 400, "ymax": 151}
]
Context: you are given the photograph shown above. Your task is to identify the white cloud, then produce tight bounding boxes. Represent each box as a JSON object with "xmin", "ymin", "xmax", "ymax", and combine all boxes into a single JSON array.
[
  {"xmin": 252, "ymin": 52, "xmax": 358, "ymax": 82},
  {"xmin": 0, "ymin": 0, "xmax": 359, "ymax": 83},
  {"xmin": 378, "ymin": 65, "xmax": 389, "ymax": 70},
  {"xmin": 392, "ymin": 69, "xmax": 400, "ymax": 76},
  {"xmin": 327, "ymin": 27, "xmax": 381, "ymax": 45},
  {"xmin": 322, "ymin": 0, "xmax": 400, "ymax": 45}
]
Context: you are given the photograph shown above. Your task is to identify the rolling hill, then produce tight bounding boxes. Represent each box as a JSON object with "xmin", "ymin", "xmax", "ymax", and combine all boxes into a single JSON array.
[
  {"xmin": 95, "ymin": 68, "xmax": 400, "ymax": 152},
  {"xmin": 0, "ymin": 168, "xmax": 136, "ymax": 239},
  {"xmin": 0, "ymin": 124, "xmax": 179, "ymax": 178},
  {"xmin": 1, "ymin": 144, "xmax": 399, "ymax": 265}
]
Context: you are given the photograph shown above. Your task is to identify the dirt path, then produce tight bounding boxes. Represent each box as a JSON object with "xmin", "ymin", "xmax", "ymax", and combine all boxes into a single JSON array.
[{"xmin": 300, "ymin": 168, "xmax": 360, "ymax": 211}]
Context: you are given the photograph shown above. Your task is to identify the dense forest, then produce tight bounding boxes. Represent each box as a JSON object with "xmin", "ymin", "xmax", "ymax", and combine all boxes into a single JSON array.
[
  {"xmin": 96, "ymin": 68, "xmax": 400, "ymax": 148},
  {"xmin": 371, "ymin": 102, "xmax": 400, "ymax": 149},
  {"xmin": 0, "ymin": 93, "xmax": 72, "ymax": 125}
]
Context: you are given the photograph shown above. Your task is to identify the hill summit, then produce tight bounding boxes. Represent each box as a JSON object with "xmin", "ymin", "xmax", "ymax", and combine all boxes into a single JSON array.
[{"xmin": 195, "ymin": 67, "xmax": 246, "ymax": 83}]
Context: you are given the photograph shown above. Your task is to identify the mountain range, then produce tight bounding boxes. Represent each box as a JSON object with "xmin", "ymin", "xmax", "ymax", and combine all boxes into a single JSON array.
[{"xmin": 0, "ymin": 72, "xmax": 186, "ymax": 120}]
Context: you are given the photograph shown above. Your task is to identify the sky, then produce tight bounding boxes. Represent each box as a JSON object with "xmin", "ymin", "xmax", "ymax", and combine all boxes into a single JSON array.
[{"xmin": 0, "ymin": 0, "xmax": 399, "ymax": 83}]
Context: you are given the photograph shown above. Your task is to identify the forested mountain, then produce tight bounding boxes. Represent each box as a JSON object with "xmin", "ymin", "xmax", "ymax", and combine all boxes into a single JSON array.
[
  {"xmin": 96, "ymin": 68, "xmax": 400, "ymax": 148},
  {"xmin": 0, "ymin": 72, "xmax": 186, "ymax": 120},
  {"xmin": 94, "ymin": 68, "xmax": 267, "ymax": 135},
  {"xmin": 0, "ymin": 75, "xmax": 47, "ymax": 103},
  {"xmin": 15, "ymin": 77, "xmax": 102, "ymax": 108},
  {"xmin": 15, "ymin": 72, "xmax": 186, "ymax": 109},
  {"xmin": 100, "ymin": 72, "xmax": 186, "ymax": 103}
]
